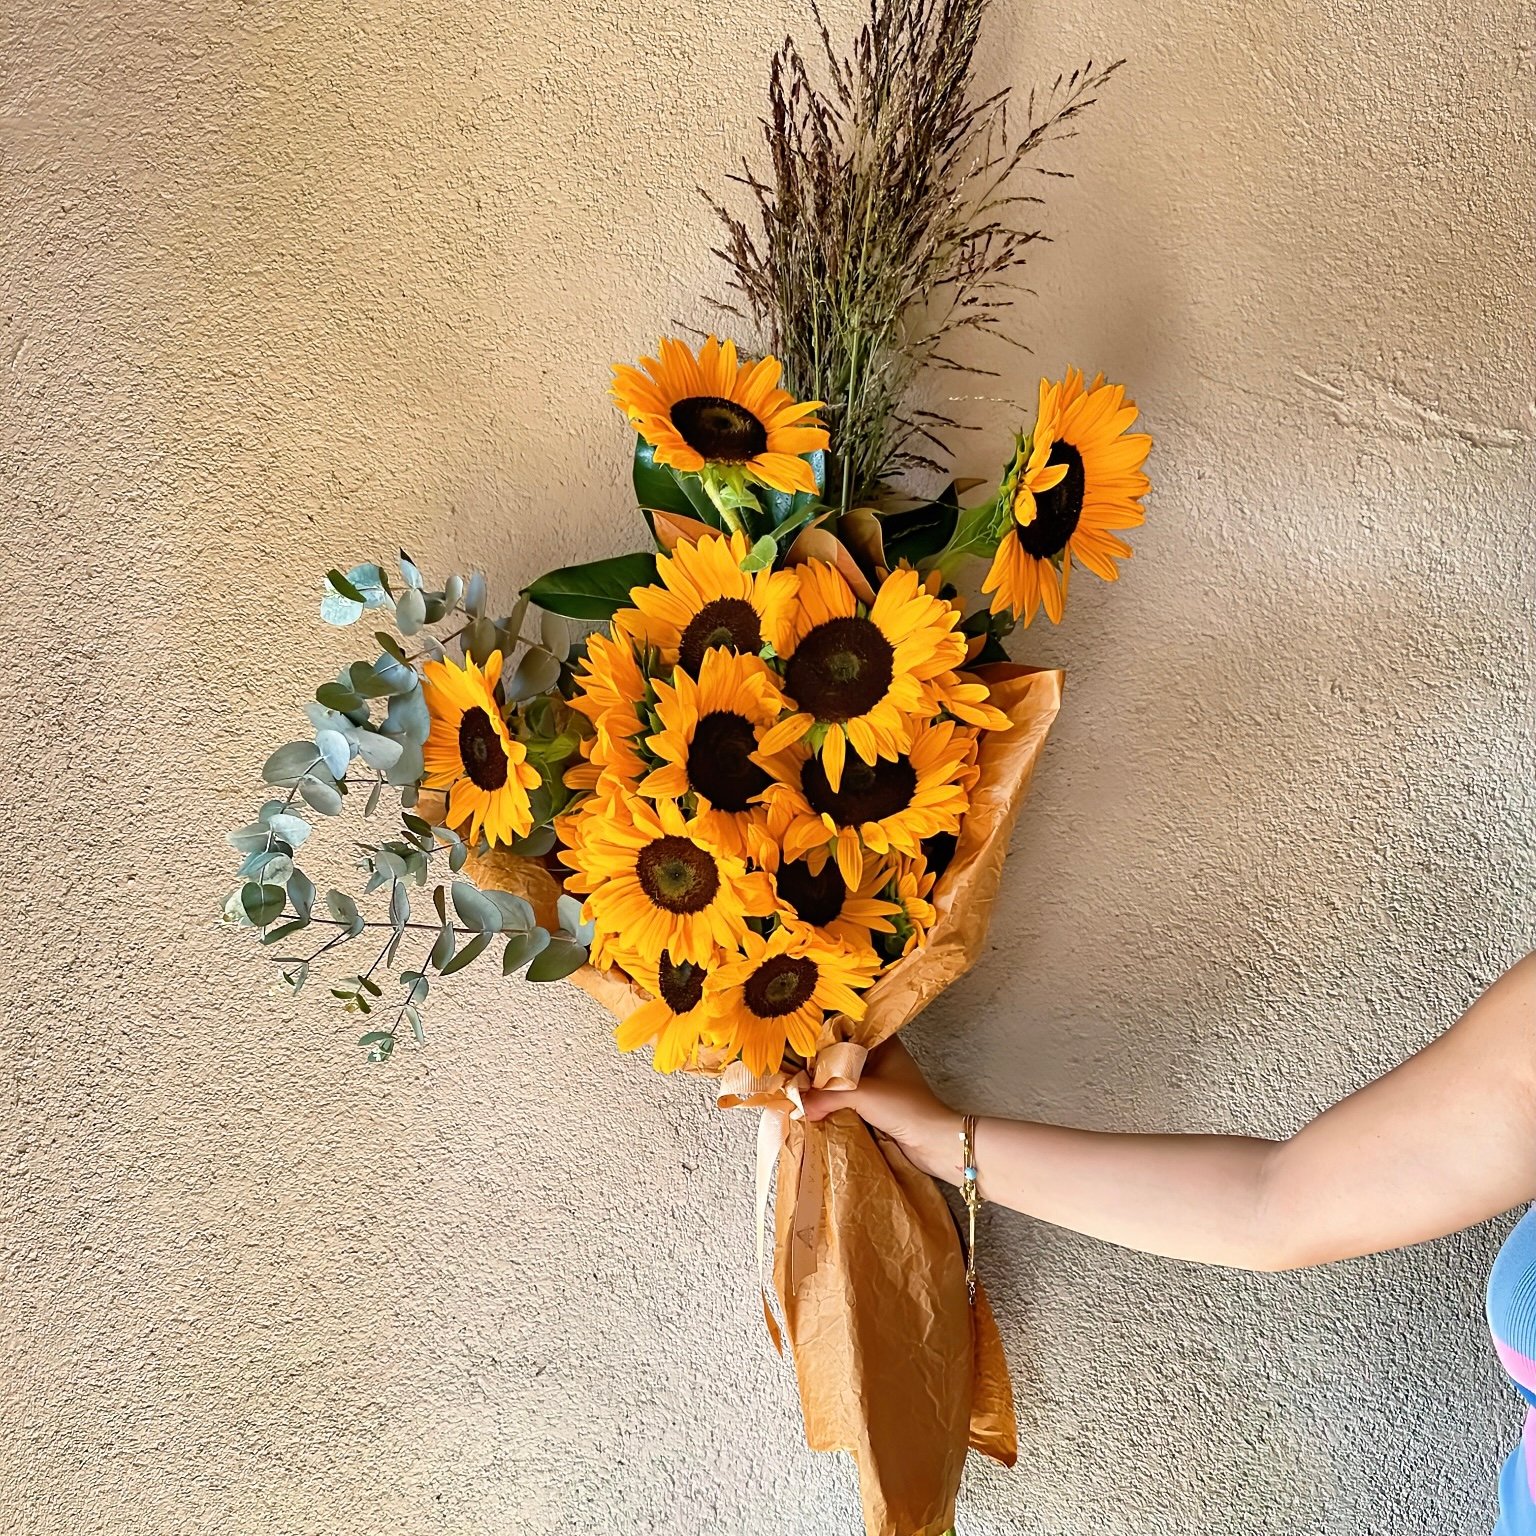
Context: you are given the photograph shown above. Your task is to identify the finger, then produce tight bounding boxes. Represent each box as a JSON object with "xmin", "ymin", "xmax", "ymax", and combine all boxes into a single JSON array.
[{"xmin": 801, "ymin": 1087, "xmax": 859, "ymax": 1122}]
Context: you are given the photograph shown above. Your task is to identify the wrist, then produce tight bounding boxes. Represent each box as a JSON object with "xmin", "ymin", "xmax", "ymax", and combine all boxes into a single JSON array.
[{"xmin": 916, "ymin": 1105, "xmax": 968, "ymax": 1184}]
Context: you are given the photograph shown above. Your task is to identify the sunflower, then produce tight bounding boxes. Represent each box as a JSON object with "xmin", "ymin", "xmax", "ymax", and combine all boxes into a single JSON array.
[
  {"xmin": 615, "ymin": 530, "xmax": 798, "ymax": 673},
  {"xmin": 612, "ymin": 336, "xmax": 828, "ymax": 497},
  {"xmin": 983, "ymin": 369, "xmax": 1153, "ymax": 625},
  {"xmin": 421, "ymin": 650, "xmax": 541, "ymax": 849},
  {"xmin": 637, "ymin": 647, "xmax": 785, "ymax": 858},
  {"xmin": 612, "ymin": 947, "xmax": 721, "ymax": 1074},
  {"xmin": 705, "ymin": 924, "xmax": 881, "ymax": 1076},
  {"xmin": 884, "ymin": 853, "xmax": 938, "ymax": 958},
  {"xmin": 759, "ymin": 562, "xmax": 968, "ymax": 792},
  {"xmin": 559, "ymin": 792, "xmax": 772, "ymax": 968},
  {"xmin": 565, "ymin": 628, "xmax": 655, "ymax": 793},
  {"xmin": 760, "ymin": 717, "xmax": 978, "ymax": 888},
  {"xmin": 757, "ymin": 841, "xmax": 901, "ymax": 954}
]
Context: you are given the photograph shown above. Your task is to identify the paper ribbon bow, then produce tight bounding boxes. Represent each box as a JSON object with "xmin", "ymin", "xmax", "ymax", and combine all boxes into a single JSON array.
[{"xmin": 716, "ymin": 1041, "xmax": 868, "ymax": 1351}]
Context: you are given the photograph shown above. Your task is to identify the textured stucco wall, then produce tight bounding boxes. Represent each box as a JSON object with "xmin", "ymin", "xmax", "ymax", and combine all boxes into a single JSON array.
[{"xmin": 4, "ymin": 1, "xmax": 1533, "ymax": 1532}]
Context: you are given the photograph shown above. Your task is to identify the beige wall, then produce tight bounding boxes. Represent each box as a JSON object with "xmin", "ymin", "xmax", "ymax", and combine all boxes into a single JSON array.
[{"xmin": 4, "ymin": 1, "xmax": 1533, "ymax": 1532}]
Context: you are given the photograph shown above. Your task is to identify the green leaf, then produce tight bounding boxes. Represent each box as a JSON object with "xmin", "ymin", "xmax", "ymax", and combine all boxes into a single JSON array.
[
  {"xmin": 739, "ymin": 534, "xmax": 778, "ymax": 573},
  {"xmin": 389, "ymin": 883, "xmax": 410, "ymax": 930},
  {"xmin": 299, "ymin": 777, "xmax": 344, "ymax": 816},
  {"xmin": 352, "ymin": 730, "xmax": 404, "ymax": 772},
  {"xmin": 288, "ymin": 868, "xmax": 316, "ymax": 922},
  {"xmin": 325, "ymin": 889, "xmax": 363, "ymax": 936},
  {"xmin": 382, "ymin": 738, "xmax": 423, "ymax": 788},
  {"xmin": 240, "ymin": 882, "xmax": 286, "ymax": 927},
  {"xmin": 437, "ymin": 930, "xmax": 493, "ymax": 976},
  {"xmin": 358, "ymin": 1030, "xmax": 396, "ymax": 1064},
  {"xmin": 399, "ymin": 550, "xmax": 425, "ymax": 590},
  {"xmin": 506, "ymin": 646, "xmax": 562, "ymax": 702},
  {"xmin": 451, "ymin": 881, "xmax": 503, "ymax": 933},
  {"xmin": 383, "ymin": 685, "xmax": 430, "ymax": 745},
  {"xmin": 267, "ymin": 813, "xmax": 311, "ymax": 849},
  {"xmin": 376, "ymin": 630, "xmax": 408, "ymax": 662},
  {"xmin": 449, "ymin": 842, "xmax": 469, "ymax": 873},
  {"xmin": 756, "ymin": 449, "xmax": 827, "ymax": 530},
  {"xmin": 464, "ymin": 571, "xmax": 488, "ymax": 618},
  {"xmin": 633, "ymin": 435, "xmax": 705, "ymax": 520},
  {"xmin": 405, "ymin": 1005, "xmax": 425, "ymax": 1043},
  {"xmin": 525, "ymin": 936, "xmax": 588, "ymax": 982},
  {"xmin": 227, "ymin": 821, "xmax": 272, "ymax": 854},
  {"xmin": 315, "ymin": 682, "xmax": 365, "ymax": 714},
  {"xmin": 880, "ymin": 498, "xmax": 960, "ymax": 566},
  {"xmin": 327, "ymin": 568, "xmax": 366, "ymax": 603},
  {"xmin": 539, "ymin": 610, "xmax": 570, "ymax": 660},
  {"xmin": 525, "ymin": 552, "xmax": 660, "ymax": 622},
  {"xmin": 556, "ymin": 893, "xmax": 595, "ymax": 945},
  {"xmin": 510, "ymin": 825, "xmax": 557, "ymax": 858},
  {"xmin": 364, "ymin": 778, "xmax": 383, "ymax": 816},
  {"xmin": 931, "ymin": 492, "xmax": 1008, "ymax": 581},
  {"xmin": 769, "ymin": 499, "xmax": 825, "ymax": 549},
  {"xmin": 485, "ymin": 890, "xmax": 535, "ymax": 932},
  {"xmin": 502, "ymin": 928, "xmax": 551, "ymax": 973},
  {"xmin": 314, "ymin": 729, "xmax": 352, "ymax": 778},
  {"xmin": 262, "ymin": 741, "xmax": 321, "ymax": 787},
  {"xmin": 429, "ymin": 922, "xmax": 456, "ymax": 971},
  {"xmin": 260, "ymin": 917, "xmax": 309, "ymax": 945},
  {"xmin": 395, "ymin": 587, "xmax": 427, "ymax": 635}
]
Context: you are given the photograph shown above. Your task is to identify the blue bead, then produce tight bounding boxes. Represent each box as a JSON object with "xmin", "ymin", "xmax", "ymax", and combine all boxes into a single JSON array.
[{"xmin": 964, "ymin": 1166, "xmax": 977, "ymax": 1181}]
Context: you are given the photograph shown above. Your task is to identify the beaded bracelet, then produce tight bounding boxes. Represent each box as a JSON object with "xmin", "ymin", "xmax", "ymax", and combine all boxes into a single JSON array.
[{"xmin": 960, "ymin": 1114, "xmax": 980, "ymax": 1305}]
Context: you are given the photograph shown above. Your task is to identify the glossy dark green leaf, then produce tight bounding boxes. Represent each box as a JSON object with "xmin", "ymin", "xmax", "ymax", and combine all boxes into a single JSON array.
[
  {"xmin": 880, "ymin": 499, "xmax": 961, "ymax": 565},
  {"xmin": 525, "ymin": 552, "xmax": 660, "ymax": 622}
]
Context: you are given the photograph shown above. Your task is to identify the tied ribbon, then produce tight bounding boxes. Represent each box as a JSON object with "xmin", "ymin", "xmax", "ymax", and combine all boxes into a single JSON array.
[{"xmin": 717, "ymin": 1041, "xmax": 868, "ymax": 1352}]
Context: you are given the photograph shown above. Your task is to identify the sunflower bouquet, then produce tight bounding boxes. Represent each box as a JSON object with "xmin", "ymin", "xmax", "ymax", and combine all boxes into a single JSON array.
[{"xmin": 225, "ymin": 3, "xmax": 1147, "ymax": 1531}]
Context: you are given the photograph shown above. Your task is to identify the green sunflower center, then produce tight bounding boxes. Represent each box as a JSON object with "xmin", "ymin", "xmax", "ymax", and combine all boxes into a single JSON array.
[
  {"xmin": 657, "ymin": 952, "xmax": 707, "ymax": 1014},
  {"xmin": 688, "ymin": 710, "xmax": 770, "ymax": 812},
  {"xmin": 458, "ymin": 707, "xmax": 510, "ymax": 791},
  {"xmin": 637, "ymin": 835, "xmax": 721, "ymax": 914},
  {"xmin": 785, "ymin": 616, "xmax": 894, "ymax": 722},
  {"xmin": 679, "ymin": 598, "xmax": 762, "ymax": 675},
  {"xmin": 745, "ymin": 954, "xmax": 819, "ymax": 1017},
  {"xmin": 775, "ymin": 856, "xmax": 848, "ymax": 928},
  {"xmin": 802, "ymin": 752, "xmax": 917, "ymax": 827},
  {"xmin": 670, "ymin": 396, "xmax": 769, "ymax": 463},
  {"xmin": 1017, "ymin": 440, "xmax": 1086, "ymax": 559}
]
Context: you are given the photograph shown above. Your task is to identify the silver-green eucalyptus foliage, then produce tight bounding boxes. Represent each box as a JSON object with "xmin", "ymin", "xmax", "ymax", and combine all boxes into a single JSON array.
[{"xmin": 222, "ymin": 552, "xmax": 593, "ymax": 1064}]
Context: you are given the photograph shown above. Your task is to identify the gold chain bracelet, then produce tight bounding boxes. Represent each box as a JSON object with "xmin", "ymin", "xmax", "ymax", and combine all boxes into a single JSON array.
[{"xmin": 960, "ymin": 1113, "xmax": 980, "ymax": 1305}]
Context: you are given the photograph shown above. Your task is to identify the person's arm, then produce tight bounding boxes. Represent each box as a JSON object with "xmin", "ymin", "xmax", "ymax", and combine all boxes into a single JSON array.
[{"xmin": 802, "ymin": 952, "xmax": 1536, "ymax": 1271}]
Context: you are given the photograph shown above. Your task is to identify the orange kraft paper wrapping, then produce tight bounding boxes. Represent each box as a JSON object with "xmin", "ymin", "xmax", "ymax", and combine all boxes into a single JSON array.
[{"xmin": 468, "ymin": 663, "xmax": 1063, "ymax": 1536}]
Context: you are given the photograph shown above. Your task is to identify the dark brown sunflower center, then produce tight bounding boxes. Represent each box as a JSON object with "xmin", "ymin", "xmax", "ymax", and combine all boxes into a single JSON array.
[
  {"xmin": 784, "ymin": 617, "xmax": 895, "ymax": 722},
  {"xmin": 1017, "ymin": 441, "xmax": 1086, "ymax": 558},
  {"xmin": 920, "ymin": 831, "xmax": 958, "ymax": 881},
  {"xmin": 678, "ymin": 597, "xmax": 763, "ymax": 674},
  {"xmin": 458, "ymin": 706, "xmax": 509, "ymax": 790},
  {"xmin": 657, "ymin": 952, "xmax": 707, "ymax": 1014},
  {"xmin": 802, "ymin": 752, "xmax": 918, "ymax": 827},
  {"xmin": 744, "ymin": 954, "xmax": 819, "ymax": 1017},
  {"xmin": 775, "ymin": 857, "xmax": 848, "ymax": 928},
  {"xmin": 636, "ymin": 835, "xmax": 721, "ymax": 914},
  {"xmin": 687, "ymin": 710, "xmax": 770, "ymax": 812},
  {"xmin": 670, "ymin": 395, "xmax": 769, "ymax": 463}
]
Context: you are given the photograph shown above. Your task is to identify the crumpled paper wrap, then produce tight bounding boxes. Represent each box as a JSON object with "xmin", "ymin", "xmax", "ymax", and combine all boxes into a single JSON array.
[{"xmin": 468, "ymin": 663, "xmax": 1063, "ymax": 1536}]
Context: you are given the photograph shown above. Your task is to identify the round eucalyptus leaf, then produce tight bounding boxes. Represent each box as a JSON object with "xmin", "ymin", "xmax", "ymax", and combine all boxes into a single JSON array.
[
  {"xmin": 510, "ymin": 825, "xmax": 557, "ymax": 858},
  {"xmin": 352, "ymin": 730, "xmax": 404, "ymax": 772},
  {"xmin": 464, "ymin": 571, "xmax": 487, "ymax": 619},
  {"xmin": 345, "ymin": 564, "xmax": 390, "ymax": 607},
  {"xmin": 287, "ymin": 867, "xmax": 316, "ymax": 922},
  {"xmin": 395, "ymin": 587, "xmax": 428, "ymax": 635},
  {"xmin": 314, "ymin": 730, "xmax": 352, "ymax": 779},
  {"xmin": 398, "ymin": 551, "xmax": 425, "ymax": 591},
  {"xmin": 383, "ymin": 738, "xmax": 424, "ymax": 788},
  {"xmin": 451, "ymin": 881, "xmax": 503, "ymax": 933},
  {"xmin": 539, "ymin": 610, "xmax": 570, "ymax": 660},
  {"xmin": 383, "ymin": 686, "xmax": 430, "ymax": 745},
  {"xmin": 300, "ymin": 777, "xmax": 344, "ymax": 816},
  {"xmin": 315, "ymin": 682, "xmax": 365, "ymax": 714},
  {"xmin": 463, "ymin": 616, "xmax": 498, "ymax": 666},
  {"xmin": 555, "ymin": 893, "xmax": 596, "ymax": 945},
  {"xmin": 262, "ymin": 741, "xmax": 321, "ymax": 787},
  {"xmin": 227, "ymin": 821, "xmax": 272, "ymax": 854},
  {"xmin": 486, "ymin": 890, "xmax": 535, "ymax": 933},
  {"xmin": 507, "ymin": 646, "xmax": 561, "ymax": 702},
  {"xmin": 443, "ymin": 573, "xmax": 464, "ymax": 613},
  {"xmin": 268, "ymin": 813, "xmax": 312, "ymax": 849},
  {"xmin": 240, "ymin": 882, "xmax": 286, "ymax": 927},
  {"xmin": 429, "ymin": 921, "xmax": 456, "ymax": 971}
]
